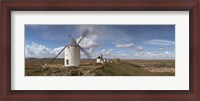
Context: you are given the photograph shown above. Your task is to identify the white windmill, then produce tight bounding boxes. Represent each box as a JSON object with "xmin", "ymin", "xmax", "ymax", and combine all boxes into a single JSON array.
[{"xmin": 49, "ymin": 29, "xmax": 91, "ymax": 67}]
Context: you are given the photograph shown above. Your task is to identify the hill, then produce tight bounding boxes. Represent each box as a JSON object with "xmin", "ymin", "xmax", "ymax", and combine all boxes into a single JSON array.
[{"xmin": 25, "ymin": 59, "xmax": 175, "ymax": 76}]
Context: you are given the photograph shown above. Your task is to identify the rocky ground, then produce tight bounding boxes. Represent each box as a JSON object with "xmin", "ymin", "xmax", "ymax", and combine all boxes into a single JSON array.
[
  {"xmin": 140, "ymin": 64, "xmax": 175, "ymax": 73},
  {"xmin": 142, "ymin": 67, "xmax": 175, "ymax": 73},
  {"xmin": 26, "ymin": 65, "xmax": 105, "ymax": 76},
  {"xmin": 25, "ymin": 59, "xmax": 175, "ymax": 76},
  {"xmin": 124, "ymin": 60, "xmax": 175, "ymax": 73}
]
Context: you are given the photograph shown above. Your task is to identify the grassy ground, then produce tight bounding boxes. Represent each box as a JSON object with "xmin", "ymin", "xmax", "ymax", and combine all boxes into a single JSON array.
[
  {"xmin": 25, "ymin": 68, "xmax": 43, "ymax": 76},
  {"xmin": 102, "ymin": 62, "xmax": 174, "ymax": 76},
  {"xmin": 25, "ymin": 58, "xmax": 175, "ymax": 76}
]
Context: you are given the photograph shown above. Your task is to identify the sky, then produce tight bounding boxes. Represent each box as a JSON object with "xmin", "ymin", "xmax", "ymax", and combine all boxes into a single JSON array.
[{"xmin": 25, "ymin": 25, "xmax": 175, "ymax": 60}]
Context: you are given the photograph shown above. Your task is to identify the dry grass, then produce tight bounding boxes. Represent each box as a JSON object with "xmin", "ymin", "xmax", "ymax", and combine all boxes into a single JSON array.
[
  {"xmin": 25, "ymin": 58, "xmax": 175, "ymax": 76},
  {"xmin": 124, "ymin": 60, "xmax": 175, "ymax": 73}
]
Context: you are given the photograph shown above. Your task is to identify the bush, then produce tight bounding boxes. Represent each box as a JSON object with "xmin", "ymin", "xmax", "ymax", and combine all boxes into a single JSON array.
[{"xmin": 114, "ymin": 58, "xmax": 121, "ymax": 63}]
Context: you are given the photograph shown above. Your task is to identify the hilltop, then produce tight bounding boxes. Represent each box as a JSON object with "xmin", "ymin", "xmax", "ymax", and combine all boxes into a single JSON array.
[{"xmin": 25, "ymin": 59, "xmax": 175, "ymax": 76}]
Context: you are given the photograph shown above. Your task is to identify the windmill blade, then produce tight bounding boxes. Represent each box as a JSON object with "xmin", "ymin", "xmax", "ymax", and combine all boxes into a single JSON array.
[
  {"xmin": 79, "ymin": 45, "xmax": 91, "ymax": 58},
  {"xmin": 77, "ymin": 29, "xmax": 89, "ymax": 45},
  {"xmin": 49, "ymin": 44, "xmax": 68, "ymax": 64}
]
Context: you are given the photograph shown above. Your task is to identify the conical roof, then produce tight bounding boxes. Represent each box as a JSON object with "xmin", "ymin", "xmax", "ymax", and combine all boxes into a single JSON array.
[
  {"xmin": 69, "ymin": 38, "xmax": 78, "ymax": 46},
  {"xmin": 97, "ymin": 56, "xmax": 102, "ymax": 59}
]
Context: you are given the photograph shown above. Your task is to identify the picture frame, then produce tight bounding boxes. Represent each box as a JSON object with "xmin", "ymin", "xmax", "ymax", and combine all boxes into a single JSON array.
[{"xmin": 0, "ymin": 0, "xmax": 199, "ymax": 100}]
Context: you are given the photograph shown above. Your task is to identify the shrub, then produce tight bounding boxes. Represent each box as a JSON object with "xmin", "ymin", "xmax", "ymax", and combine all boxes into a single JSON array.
[{"xmin": 114, "ymin": 58, "xmax": 121, "ymax": 64}]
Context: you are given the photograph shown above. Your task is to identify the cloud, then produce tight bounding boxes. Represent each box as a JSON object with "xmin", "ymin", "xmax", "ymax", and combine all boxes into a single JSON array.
[
  {"xmin": 165, "ymin": 51, "xmax": 169, "ymax": 54},
  {"xmin": 77, "ymin": 36, "xmax": 99, "ymax": 49},
  {"xmin": 139, "ymin": 51, "xmax": 144, "ymax": 55},
  {"xmin": 136, "ymin": 46, "xmax": 144, "ymax": 51},
  {"xmin": 147, "ymin": 51, "xmax": 152, "ymax": 55},
  {"xmin": 87, "ymin": 48, "xmax": 95, "ymax": 54},
  {"xmin": 143, "ymin": 39, "xmax": 175, "ymax": 46},
  {"xmin": 116, "ymin": 43, "xmax": 134, "ymax": 48},
  {"xmin": 134, "ymin": 51, "xmax": 175, "ymax": 60},
  {"xmin": 94, "ymin": 49, "xmax": 175, "ymax": 59},
  {"xmin": 25, "ymin": 42, "xmax": 96, "ymax": 59},
  {"xmin": 159, "ymin": 47, "xmax": 164, "ymax": 51},
  {"xmin": 76, "ymin": 25, "xmax": 101, "ymax": 54},
  {"xmin": 100, "ymin": 49, "xmax": 113, "ymax": 55},
  {"xmin": 77, "ymin": 25, "xmax": 132, "ymax": 47},
  {"xmin": 50, "ymin": 46, "xmax": 64, "ymax": 55},
  {"xmin": 107, "ymin": 49, "xmax": 175, "ymax": 60},
  {"xmin": 25, "ymin": 42, "xmax": 64, "ymax": 58}
]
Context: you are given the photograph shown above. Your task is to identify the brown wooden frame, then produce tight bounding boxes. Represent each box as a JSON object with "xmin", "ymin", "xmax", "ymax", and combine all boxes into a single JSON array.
[{"xmin": 0, "ymin": 0, "xmax": 199, "ymax": 101}]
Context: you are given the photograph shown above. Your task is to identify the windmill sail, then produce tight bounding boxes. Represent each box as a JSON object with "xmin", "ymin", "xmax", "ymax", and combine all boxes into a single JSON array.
[
  {"xmin": 49, "ymin": 38, "xmax": 77, "ymax": 64},
  {"xmin": 49, "ymin": 44, "xmax": 68, "ymax": 64},
  {"xmin": 77, "ymin": 29, "xmax": 89, "ymax": 44},
  {"xmin": 79, "ymin": 45, "xmax": 91, "ymax": 58},
  {"xmin": 77, "ymin": 29, "xmax": 91, "ymax": 58}
]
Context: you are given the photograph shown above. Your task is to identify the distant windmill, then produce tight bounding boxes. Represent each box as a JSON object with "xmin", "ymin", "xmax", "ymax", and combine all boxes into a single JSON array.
[{"xmin": 49, "ymin": 29, "xmax": 91, "ymax": 67}]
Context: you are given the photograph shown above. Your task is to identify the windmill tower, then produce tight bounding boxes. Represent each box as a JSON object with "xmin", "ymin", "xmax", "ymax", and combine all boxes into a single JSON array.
[
  {"xmin": 49, "ymin": 29, "xmax": 91, "ymax": 67},
  {"xmin": 64, "ymin": 38, "xmax": 80, "ymax": 66}
]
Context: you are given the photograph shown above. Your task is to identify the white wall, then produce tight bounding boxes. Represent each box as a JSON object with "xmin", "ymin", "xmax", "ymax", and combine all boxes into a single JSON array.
[
  {"xmin": 64, "ymin": 46, "xmax": 80, "ymax": 66},
  {"xmin": 96, "ymin": 59, "xmax": 101, "ymax": 63}
]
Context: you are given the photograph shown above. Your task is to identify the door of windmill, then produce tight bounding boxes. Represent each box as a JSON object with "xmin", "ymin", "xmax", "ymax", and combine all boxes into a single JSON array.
[{"xmin": 66, "ymin": 59, "xmax": 69, "ymax": 65}]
